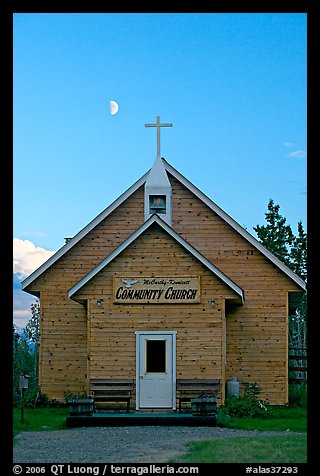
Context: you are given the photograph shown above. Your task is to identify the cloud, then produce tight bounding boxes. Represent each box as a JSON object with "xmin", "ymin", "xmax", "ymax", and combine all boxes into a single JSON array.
[
  {"xmin": 283, "ymin": 142, "xmax": 306, "ymax": 159},
  {"xmin": 287, "ymin": 150, "xmax": 307, "ymax": 159},
  {"xmin": 13, "ymin": 238, "xmax": 56, "ymax": 328},
  {"xmin": 13, "ymin": 238, "xmax": 55, "ymax": 276}
]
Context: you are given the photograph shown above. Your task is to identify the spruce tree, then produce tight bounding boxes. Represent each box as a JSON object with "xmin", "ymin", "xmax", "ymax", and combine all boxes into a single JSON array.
[
  {"xmin": 253, "ymin": 198, "xmax": 295, "ymax": 267},
  {"xmin": 254, "ymin": 199, "xmax": 307, "ymax": 362}
]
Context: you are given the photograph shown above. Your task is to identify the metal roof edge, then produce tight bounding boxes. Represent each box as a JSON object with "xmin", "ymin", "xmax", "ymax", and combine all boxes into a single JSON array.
[
  {"xmin": 69, "ymin": 214, "xmax": 244, "ymax": 302},
  {"xmin": 68, "ymin": 216, "xmax": 155, "ymax": 298},
  {"xmin": 22, "ymin": 171, "xmax": 149, "ymax": 290},
  {"xmin": 164, "ymin": 160, "xmax": 306, "ymax": 292},
  {"xmin": 22, "ymin": 158, "xmax": 305, "ymax": 294}
]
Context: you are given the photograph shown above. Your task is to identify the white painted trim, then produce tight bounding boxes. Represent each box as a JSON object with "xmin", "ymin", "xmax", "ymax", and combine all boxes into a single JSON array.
[
  {"xmin": 144, "ymin": 155, "xmax": 172, "ymax": 225},
  {"xmin": 135, "ymin": 330, "xmax": 177, "ymax": 410},
  {"xmin": 135, "ymin": 333, "xmax": 140, "ymax": 411},
  {"xmin": 68, "ymin": 215, "xmax": 244, "ymax": 302},
  {"xmin": 163, "ymin": 160, "xmax": 306, "ymax": 291},
  {"xmin": 157, "ymin": 217, "xmax": 244, "ymax": 301},
  {"xmin": 21, "ymin": 172, "xmax": 149, "ymax": 290},
  {"xmin": 22, "ymin": 158, "xmax": 305, "ymax": 293}
]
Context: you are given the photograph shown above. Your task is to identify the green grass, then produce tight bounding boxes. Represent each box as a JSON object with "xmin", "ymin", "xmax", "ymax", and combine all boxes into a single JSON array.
[
  {"xmin": 217, "ymin": 405, "xmax": 307, "ymax": 432},
  {"xmin": 170, "ymin": 434, "xmax": 307, "ymax": 463},
  {"xmin": 13, "ymin": 407, "xmax": 68, "ymax": 438},
  {"xmin": 170, "ymin": 405, "xmax": 307, "ymax": 463},
  {"xmin": 13, "ymin": 405, "xmax": 307, "ymax": 462},
  {"xmin": 13, "ymin": 405, "xmax": 306, "ymax": 434}
]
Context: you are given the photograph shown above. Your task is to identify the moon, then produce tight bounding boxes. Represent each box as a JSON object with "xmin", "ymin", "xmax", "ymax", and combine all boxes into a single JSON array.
[{"xmin": 109, "ymin": 100, "xmax": 119, "ymax": 115}]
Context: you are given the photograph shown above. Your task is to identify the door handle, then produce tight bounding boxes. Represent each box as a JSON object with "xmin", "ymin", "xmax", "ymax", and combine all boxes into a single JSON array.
[{"xmin": 140, "ymin": 375, "xmax": 144, "ymax": 379}]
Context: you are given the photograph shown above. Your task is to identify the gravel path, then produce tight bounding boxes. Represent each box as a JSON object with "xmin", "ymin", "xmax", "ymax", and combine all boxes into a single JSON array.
[{"xmin": 13, "ymin": 426, "xmax": 301, "ymax": 463}]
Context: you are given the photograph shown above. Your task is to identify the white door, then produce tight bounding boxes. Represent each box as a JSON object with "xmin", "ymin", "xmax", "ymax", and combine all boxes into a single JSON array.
[{"xmin": 136, "ymin": 331, "xmax": 176, "ymax": 409}]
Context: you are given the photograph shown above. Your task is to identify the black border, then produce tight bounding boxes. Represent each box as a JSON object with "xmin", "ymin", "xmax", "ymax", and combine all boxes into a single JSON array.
[{"xmin": 2, "ymin": 2, "xmax": 318, "ymax": 472}]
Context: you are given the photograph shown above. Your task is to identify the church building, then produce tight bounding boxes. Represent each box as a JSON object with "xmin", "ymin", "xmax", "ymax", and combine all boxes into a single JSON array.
[{"xmin": 22, "ymin": 117, "xmax": 306, "ymax": 409}]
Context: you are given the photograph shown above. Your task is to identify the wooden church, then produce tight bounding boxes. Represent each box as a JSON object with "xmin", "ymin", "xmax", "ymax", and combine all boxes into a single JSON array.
[{"xmin": 22, "ymin": 117, "xmax": 306, "ymax": 410}]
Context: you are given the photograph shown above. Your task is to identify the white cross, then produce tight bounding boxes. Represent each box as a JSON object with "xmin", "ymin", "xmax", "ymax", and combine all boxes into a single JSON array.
[{"xmin": 145, "ymin": 116, "xmax": 173, "ymax": 157}]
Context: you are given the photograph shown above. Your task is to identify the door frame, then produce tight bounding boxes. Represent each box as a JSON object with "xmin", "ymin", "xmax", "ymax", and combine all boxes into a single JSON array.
[{"xmin": 135, "ymin": 330, "xmax": 177, "ymax": 410}]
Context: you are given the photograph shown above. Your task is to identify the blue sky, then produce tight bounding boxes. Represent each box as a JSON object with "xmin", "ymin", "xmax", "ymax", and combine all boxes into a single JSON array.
[{"xmin": 13, "ymin": 13, "xmax": 307, "ymax": 327}]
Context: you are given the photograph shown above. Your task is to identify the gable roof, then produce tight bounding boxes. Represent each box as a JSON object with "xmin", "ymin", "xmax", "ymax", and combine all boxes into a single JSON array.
[
  {"xmin": 21, "ymin": 171, "xmax": 149, "ymax": 291},
  {"xmin": 22, "ymin": 158, "xmax": 306, "ymax": 292},
  {"xmin": 163, "ymin": 159, "xmax": 306, "ymax": 291},
  {"xmin": 68, "ymin": 214, "xmax": 244, "ymax": 302}
]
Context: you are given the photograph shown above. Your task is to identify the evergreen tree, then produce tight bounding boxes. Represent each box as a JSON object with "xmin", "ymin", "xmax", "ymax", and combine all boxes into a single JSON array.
[
  {"xmin": 13, "ymin": 301, "xmax": 41, "ymax": 406},
  {"xmin": 254, "ymin": 199, "xmax": 307, "ymax": 355},
  {"xmin": 290, "ymin": 221, "xmax": 307, "ymax": 281},
  {"xmin": 25, "ymin": 301, "xmax": 40, "ymax": 346},
  {"xmin": 253, "ymin": 198, "xmax": 295, "ymax": 267},
  {"xmin": 25, "ymin": 301, "xmax": 40, "ymax": 381},
  {"xmin": 13, "ymin": 326, "xmax": 34, "ymax": 406},
  {"xmin": 253, "ymin": 198, "xmax": 307, "ymax": 279}
]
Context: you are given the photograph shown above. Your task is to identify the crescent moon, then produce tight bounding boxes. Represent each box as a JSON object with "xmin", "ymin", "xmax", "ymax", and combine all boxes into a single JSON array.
[{"xmin": 109, "ymin": 100, "xmax": 119, "ymax": 115}]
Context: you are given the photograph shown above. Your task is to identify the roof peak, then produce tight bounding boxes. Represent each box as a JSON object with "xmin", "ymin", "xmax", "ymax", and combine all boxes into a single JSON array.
[
  {"xmin": 68, "ymin": 214, "xmax": 244, "ymax": 303},
  {"xmin": 145, "ymin": 156, "xmax": 171, "ymax": 190},
  {"xmin": 22, "ymin": 158, "xmax": 306, "ymax": 293}
]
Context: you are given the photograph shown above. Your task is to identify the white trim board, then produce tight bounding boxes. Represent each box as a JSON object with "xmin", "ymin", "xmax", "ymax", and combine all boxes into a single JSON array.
[
  {"xmin": 163, "ymin": 160, "xmax": 306, "ymax": 291},
  {"xmin": 22, "ymin": 158, "xmax": 305, "ymax": 293},
  {"xmin": 21, "ymin": 172, "xmax": 149, "ymax": 292},
  {"xmin": 68, "ymin": 215, "xmax": 244, "ymax": 302}
]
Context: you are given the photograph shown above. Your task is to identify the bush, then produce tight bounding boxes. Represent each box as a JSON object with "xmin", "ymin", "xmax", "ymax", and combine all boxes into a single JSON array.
[
  {"xmin": 221, "ymin": 383, "xmax": 271, "ymax": 418},
  {"xmin": 14, "ymin": 389, "xmax": 64, "ymax": 409}
]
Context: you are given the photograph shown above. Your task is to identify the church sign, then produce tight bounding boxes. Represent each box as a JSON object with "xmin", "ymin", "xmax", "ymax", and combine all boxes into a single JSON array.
[{"xmin": 113, "ymin": 276, "xmax": 200, "ymax": 304}]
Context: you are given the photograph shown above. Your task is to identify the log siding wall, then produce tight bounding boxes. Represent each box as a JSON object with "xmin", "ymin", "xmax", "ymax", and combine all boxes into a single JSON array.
[
  {"xmin": 73, "ymin": 226, "xmax": 239, "ymax": 406},
  {"xmin": 25, "ymin": 175, "xmax": 302, "ymax": 404}
]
